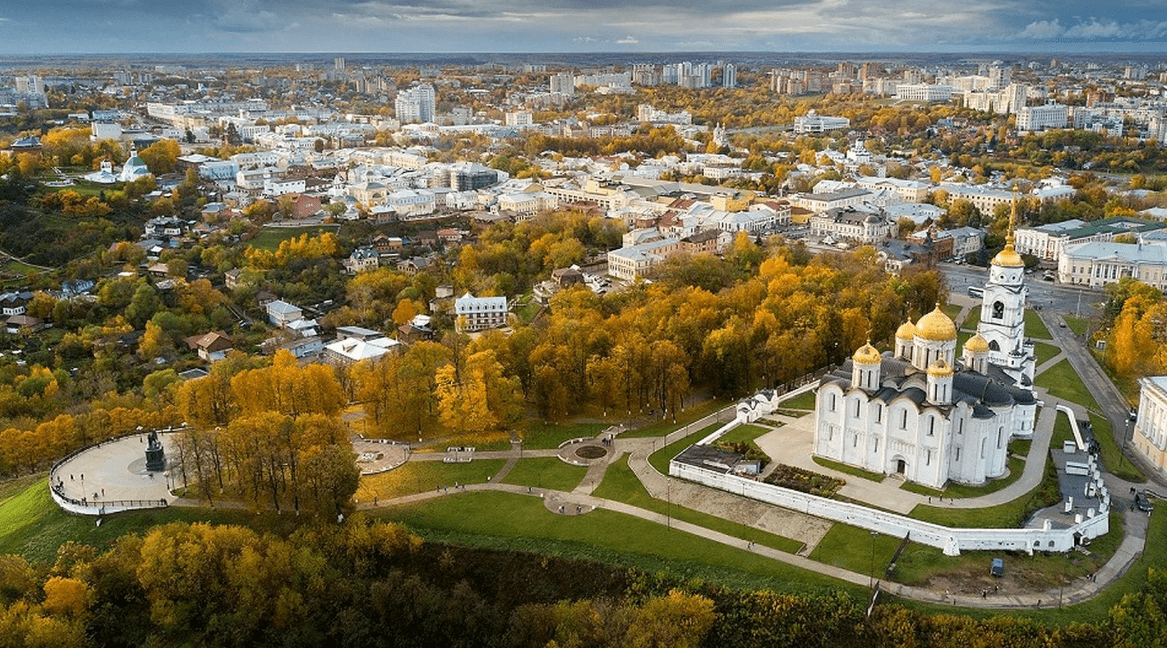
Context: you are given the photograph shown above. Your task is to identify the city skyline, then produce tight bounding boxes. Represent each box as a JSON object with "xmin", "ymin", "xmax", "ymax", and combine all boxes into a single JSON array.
[{"xmin": 0, "ymin": 0, "xmax": 1165, "ymax": 56}]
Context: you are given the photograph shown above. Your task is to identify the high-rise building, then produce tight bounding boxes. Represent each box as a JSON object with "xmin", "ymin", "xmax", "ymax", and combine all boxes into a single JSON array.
[
  {"xmin": 549, "ymin": 73, "xmax": 574, "ymax": 95},
  {"xmin": 395, "ymin": 83, "xmax": 436, "ymax": 124},
  {"xmin": 723, "ymin": 63, "xmax": 737, "ymax": 88},
  {"xmin": 334, "ymin": 57, "xmax": 346, "ymax": 71}
]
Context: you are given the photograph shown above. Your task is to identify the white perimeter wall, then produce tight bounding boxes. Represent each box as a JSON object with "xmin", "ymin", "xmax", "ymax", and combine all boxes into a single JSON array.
[{"xmin": 671, "ymin": 460, "xmax": 1109, "ymax": 555}]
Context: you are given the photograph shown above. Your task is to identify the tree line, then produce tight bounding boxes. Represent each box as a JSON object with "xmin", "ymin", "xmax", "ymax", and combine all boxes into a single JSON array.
[{"xmin": 0, "ymin": 517, "xmax": 1163, "ymax": 647}]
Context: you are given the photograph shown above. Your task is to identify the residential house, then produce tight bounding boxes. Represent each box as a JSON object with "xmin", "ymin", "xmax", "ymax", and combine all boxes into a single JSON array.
[{"xmin": 454, "ymin": 293, "xmax": 509, "ymax": 332}]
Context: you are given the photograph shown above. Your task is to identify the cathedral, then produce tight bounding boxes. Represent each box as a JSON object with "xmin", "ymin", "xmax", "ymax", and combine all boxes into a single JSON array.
[{"xmin": 813, "ymin": 213, "xmax": 1039, "ymax": 489}]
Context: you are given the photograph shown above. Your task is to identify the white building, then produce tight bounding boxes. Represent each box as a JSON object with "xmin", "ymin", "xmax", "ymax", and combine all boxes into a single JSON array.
[
  {"xmin": 395, "ymin": 84, "xmax": 436, "ymax": 124},
  {"xmin": 1134, "ymin": 376, "xmax": 1167, "ymax": 477},
  {"xmin": 454, "ymin": 293, "xmax": 509, "ymax": 332},
  {"xmin": 814, "ymin": 221, "xmax": 1038, "ymax": 489},
  {"xmin": 793, "ymin": 110, "xmax": 851, "ymax": 134},
  {"xmin": 1017, "ymin": 103, "xmax": 1068, "ymax": 132},
  {"xmin": 1058, "ymin": 241, "xmax": 1167, "ymax": 290},
  {"xmin": 606, "ymin": 238, "xmax": 680, "ymax": 281},
  {"xmin": 895, "ymin": 84, "xmax": 954, "ymax": 102}
]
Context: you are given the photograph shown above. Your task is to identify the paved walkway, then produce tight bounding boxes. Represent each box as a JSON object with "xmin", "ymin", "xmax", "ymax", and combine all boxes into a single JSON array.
[{"xmin": 53, "ymin": 433, "xmax": 178, "ymax": 506}]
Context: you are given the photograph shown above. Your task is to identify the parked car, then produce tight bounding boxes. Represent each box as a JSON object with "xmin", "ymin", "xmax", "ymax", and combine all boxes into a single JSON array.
[
  {"xmin": 1135, "ymin": 493, "xmax": 1154, "ymax": 512},
  {"xmin": 990, "ymin": 558, "xmax": 1004, "ymax": 577}
]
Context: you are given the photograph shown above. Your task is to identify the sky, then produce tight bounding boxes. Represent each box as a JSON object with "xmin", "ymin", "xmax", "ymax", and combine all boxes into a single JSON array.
[{"xmin": 1, "ymin": 0, "xmax": 1166, "ymax": 55}]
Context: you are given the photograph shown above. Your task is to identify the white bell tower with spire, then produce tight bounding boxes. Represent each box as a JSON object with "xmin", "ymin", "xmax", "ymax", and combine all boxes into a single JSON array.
[{"xmin": 977, "ymin": 193, "xmax": 1036, "ymax": 384}]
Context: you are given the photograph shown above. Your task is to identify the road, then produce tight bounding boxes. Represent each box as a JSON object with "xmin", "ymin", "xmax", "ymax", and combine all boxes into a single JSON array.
[{"xmin": 938, "ymin": 262, "xmax": 1101, "ymax": 319}]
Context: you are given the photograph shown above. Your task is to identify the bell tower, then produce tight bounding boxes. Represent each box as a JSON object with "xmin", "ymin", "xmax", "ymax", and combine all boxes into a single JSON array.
[{"xmin": 977, "ymin": 193, "xmax": 1035, "ymax": 383}]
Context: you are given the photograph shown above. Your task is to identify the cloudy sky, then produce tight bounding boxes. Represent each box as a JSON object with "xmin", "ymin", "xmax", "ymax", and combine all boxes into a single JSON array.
[{"xmin": 1, "ymin": 0, "xmax": 1166, "ymax": 54}]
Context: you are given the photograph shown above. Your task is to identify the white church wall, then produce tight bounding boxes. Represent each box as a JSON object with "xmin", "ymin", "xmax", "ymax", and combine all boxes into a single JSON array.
[{"xmin": 671, "ymin": 460, "xmax": 1110, "ymax": 556}]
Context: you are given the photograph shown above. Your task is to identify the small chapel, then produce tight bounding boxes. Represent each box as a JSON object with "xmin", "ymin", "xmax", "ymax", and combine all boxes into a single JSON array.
[{"xmin": 813, "ymin": 205, "xmax": 1039, "ymax": 489}]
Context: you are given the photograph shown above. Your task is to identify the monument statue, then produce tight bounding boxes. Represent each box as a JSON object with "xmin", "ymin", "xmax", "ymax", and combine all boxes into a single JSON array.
[{"xmin": 145, "ymin": 431, "xmax": 166, "ymax": 472}]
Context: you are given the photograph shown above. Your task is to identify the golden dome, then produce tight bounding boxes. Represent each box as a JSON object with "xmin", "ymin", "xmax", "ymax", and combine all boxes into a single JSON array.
[
  {"xmin": 964, "ymin": 333, "xmax": 990, "ymax": 353},
  {"xmin": 992, "ymin": 242, "xmax": 1025, "ymax": 268},
  {"xmin": 915, "ymin": 305, "xmax": 957, "ymax": 342},
  {"xmin": 927, "ymin": 358, "xmax": 954, "ymax": 378},
  {"xmin": 895, "ymin": 320, "xmax": 917, "ymax": 339},
  {"xmin": 852, "ymin": 341, "xmax": 881, "ymax": 365}
]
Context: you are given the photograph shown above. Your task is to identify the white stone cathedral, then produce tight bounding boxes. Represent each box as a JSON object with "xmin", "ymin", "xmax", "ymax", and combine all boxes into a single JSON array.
[{"xmin": 813, "ymin": 210, "xmax": 1038, "ymax": 489}]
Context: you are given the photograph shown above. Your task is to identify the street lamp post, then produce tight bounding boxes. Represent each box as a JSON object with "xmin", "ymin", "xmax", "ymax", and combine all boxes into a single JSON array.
[
  {"xmin": 1120, "ymin": 417, "xmax": 1132, "ymax": 468},
  {"xmin": 870, "ymin": 531, "xmax": 877, "ymax": 590}
]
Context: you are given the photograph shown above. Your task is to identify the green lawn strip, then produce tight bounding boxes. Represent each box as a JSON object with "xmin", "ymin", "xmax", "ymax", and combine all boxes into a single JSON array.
[
  {"xmin": 0, "ymin": 478, "xmax": 256, "ymax": 564},
  {"xmin": 515, "ymin": 301, "xmax": 542, "ymax": 325},
  {"xmin": 1064, "ymin": 316, "xmax": 1089, "ymax": 336},
  {"xmin": 593, "ymin": 454, "xmax": 802, "ymax": 554},
  {"xmin": 715, "ymin": 423, "xmax": 774, "ymax": 461},
  {"xmin": 247, "ymin": 225, "xmax": 340, "ymax": 251},
  {"xmin": 812, "ymin": 456, "xmax": 887, "ymax": 483},
  {"xmin": 518, "ymin": 421, "xmax": 609, "ymax": 449},
  {"xmin": 1089, "ymin": 413, "xmax": 1144, "ymax": 483},
  {"xmin": 374, "ymin": 491, "xmax": 846, "ymax": 596},
  {"xmin": 619, "ymin": 398, "xmax": 729, "ymax": 438},
  {"xmin": 357, "ymin": 459, "xmax": 509, "ymax": 500},
  {"xmin": 1089, "ymin": 348, "xmax": 1140, "ymax": 406},
  {"xmin": 1033, "ymin": 342, "xmax": 1061, "ymax": 367},
  {"xmin": 908, "ymin": 457, "xmax": 1061, "ymax": 528},
  {"xmin": 900, "ymin": 455, "xmax": 1026, "ymax": 499},
  {"xmin": 1024, "ymin": 310, "xmax": 1053, "ymax": 340},
  {"xmin": 889, "ymin": 509, "xmax": 1122, "ymax": 589},
  {"xmin": 0, "ymin": 473, "xmax": 44, "ymax": 506},
  {"xmin": 891, "ymin": 509, "xmax": 1152, "ymax": 627},
  {"xmin": 1011, "ymin": 438, "xmax": 1032, "ymax": 459},
  {"xmin": 412, "ymin": 432, "xmax": 512, "ymax": 453},
  {"xmin": 501, "ymin": 457, "xmax": 587, "ymax": 492},
  {"xmin": 962, "ymin": 306, "xmax": 982, "ymax": 331},
  {"xmin": 1034, "ymin": 359, "xmax": 1102, "ymax": 412},
  {"xmin": 647, "ymin": 423, "xmax": 723, "ymax": 474},
  {"xmin": 778, "ymin": 390, "xmax": 816, "ymax": 410},
  {"xmin": 942, "ymin": 303, "xmax": 963, "ymax": 323},
  {"xmin": 809, "ymin": 523, "xmax": 913, "ymax": 582},
  {"xmin": 958, "ymin": 330, "xmax": 973, "ymax": 349}
]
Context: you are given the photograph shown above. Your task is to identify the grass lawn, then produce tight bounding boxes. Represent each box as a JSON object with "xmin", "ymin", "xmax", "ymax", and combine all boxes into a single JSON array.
[
  {"xmin": 648, "ymin": 423, "xmax": 723, "ymax": 475},
  {"xmin": 248, "ymin": 225, "xmax": 341, "ymax": 251},
  {"xmin": 958, "ymin": 330, "xmax": 973, "ymax": 350},
  {"xmin": 812, "ymin": 456, "xmax": 886, "ymax": 482},
  {"xmin": 593, "ymin": 454, "xmax": 802, "ymax": 554},
  {"xmin": 619, "ymin": 398, "xmax": 729, "ymax": 438},
  {"xmin": 514, "ymin": 301, "xmax": 542, "ymax": 325},
  {"xmin": 1064, "ymin": 316, "xmax": 1090, "ymax": 336},
  {"xmin": 0, "ymin": 259, "xmax": 45, "ymax": 276},
  {"xmin": 1025, "ymin": 310, "xmax": 1053, "ymax": 340},
  {"xmin": 517, "ymin": 421, "xmax": 608, "ymax": 449},
  {"xmin": 1089, "ymin": 413, "xmax": 1143, "ymax": 483},
  {"xmin": 0, "ymin": 473, "xmax": 44, "ymax": 506},
  {"xmin": 411, "ymin": 431, "xmax": 511, "ymax": 452},
  {"xmin": 908, "ymin": 458, "xmax": 1061, "ymax": 528},
  {"xmin": 1034, "ymin": 342, "xmax": 1061, "ymax": 367},
  {"xmin": 374, "ymin": 490, "xmax": 848, "ymax": 597},
  {"xmin": 892, "ymin": 510, "xmax": 1146, "ymax": 627},
  {"xmin": 887, "ymin": 510, "xmax": 1122, "ymax": 589},
  {"xmin": 900, "ymin": 455, "xmax": 1026, "ymax": 499},
  {"xmin": 778, "ymin": 390, "xmax": 817, "ymax": 411},
  {"xmin": 810, "ymin": 524, "xmax": 915, "ymax": 582},
  {"xmin": 501, "ymin": 457, "xmax": 587, "ymax": 492},
  {"xmin": 356, "ymin": 459, "xmax": 508, "ymax": 500},
  {"xmin": 942, "ymin": 303, "xmax": 962, "ymax": 323},
  {"xmin": 1035, "ymin": 359, "xmax": 1101, "ymax": 412},
  {"xmin": 961, "ymin": 306, "xmax": 982, "ymax": 331},
  {"xmin": 0, "ymin": 478, "xmax": 257, "ymax": 564}
]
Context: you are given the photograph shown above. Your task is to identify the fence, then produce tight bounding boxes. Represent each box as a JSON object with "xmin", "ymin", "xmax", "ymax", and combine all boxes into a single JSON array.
[{"xmin": 48, "ymin": 428, "xmax": 186, "ymax": 517}]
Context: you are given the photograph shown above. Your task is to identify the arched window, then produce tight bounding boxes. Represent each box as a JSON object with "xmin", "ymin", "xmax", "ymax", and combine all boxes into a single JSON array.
[{"xmin": 993, "ymin": 301, "xmax": 1005, "ymax": 319}]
